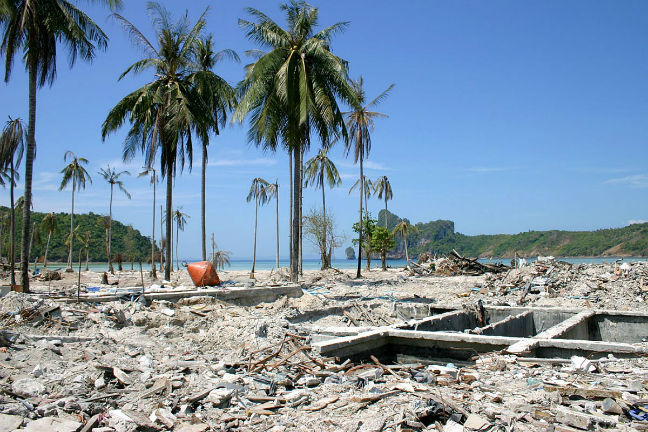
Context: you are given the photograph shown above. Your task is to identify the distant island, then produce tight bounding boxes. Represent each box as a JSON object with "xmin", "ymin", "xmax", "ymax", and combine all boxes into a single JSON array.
[
  {"xmin": 0, "ymin": 207, "xmax": 154, "ymax": 263},
  {"xmin": 374, "ymin": 210, "xmax": 648, "ymax": 258}
]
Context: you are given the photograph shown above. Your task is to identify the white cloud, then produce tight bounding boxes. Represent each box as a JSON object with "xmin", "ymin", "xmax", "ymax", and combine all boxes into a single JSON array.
[
  {"xmin": 628, "ymin": 219, "xmax": 648, "ymax": 226},
  {"xmin": 604, "ymin": 174, "xmax": 648, "ymax": 188},
  {"xmin": 208, "ymin": 158, "xmax": 277, "ymax": 167}
]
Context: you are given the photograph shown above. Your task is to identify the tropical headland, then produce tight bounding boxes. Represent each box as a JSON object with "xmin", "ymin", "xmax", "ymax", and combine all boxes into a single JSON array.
[
  {"xmin": 1, "ymin": 2, "xmax": 647, "ymax": 432},
  {"xmin": 377, "ymin": 210, "xmax": 648, "ymax": 258}
]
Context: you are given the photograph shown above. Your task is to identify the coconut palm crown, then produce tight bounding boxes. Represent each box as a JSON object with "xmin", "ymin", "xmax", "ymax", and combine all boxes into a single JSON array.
[
  {"xmin": 1, "ymin": 0, "xmax": 121, "ymax": 291},
  {"xmin": 234, "ymin": 0, "xmax": 358, "ymax": 282},
  {"xmin": 59, "ymin": 151, "xmax": 92, "ymax": 270},
  {"xmin": 102, "ymin": 2, "xmax": 212, "ymax": 280},
  {"xmin": 344, "ymin": 77, "xmax": 394, "ymax": 278}
]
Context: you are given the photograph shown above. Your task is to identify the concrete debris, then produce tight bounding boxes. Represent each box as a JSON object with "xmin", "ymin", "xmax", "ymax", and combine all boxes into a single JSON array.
[{"xmin": 0, "ymin": 263, "xmax": 647, "ymax": 431}]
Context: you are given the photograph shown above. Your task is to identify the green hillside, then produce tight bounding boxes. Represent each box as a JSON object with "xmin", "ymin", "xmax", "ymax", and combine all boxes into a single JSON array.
[
  {"xmin": 377, "ymin": 210, "xmax": 648, "ymax": 258},
  {"xmin": 0, "ymin": 207, "xmax": 155, "ymax": 262}
]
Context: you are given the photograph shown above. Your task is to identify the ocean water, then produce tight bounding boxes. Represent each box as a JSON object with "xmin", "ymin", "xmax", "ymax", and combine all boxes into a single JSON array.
[{"xmin": 36, "ymin": 256, "xmax": 648, "ymax": 273}]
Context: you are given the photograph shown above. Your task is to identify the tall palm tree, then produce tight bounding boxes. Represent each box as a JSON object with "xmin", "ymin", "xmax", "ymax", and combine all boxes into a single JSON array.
[
  {"xmin": 392, "ymin": 220, "xmax": 417, "ymax": 266},
  {"xmin": 0, "ymin": 117, "xmax": 23, "ymax": 286},
  {"xmin": 263, "ymin": 181, "xmax": 280, "ymax": 270},
  {"xmin": 344, "ymin": 77, "xmax": 394, "ymax": 278},
  {"xmin": 374, "ymin": 175, "xmax": 393, "ymax": 229},
  {"xmin": 139, "ymin": 167, "xmax": 157, "ymax": 278},
  {"xmin": 40, "ymin": 212, "xmax": 58, "ymax": 268},
  {"xmin": 1, "ymin": 0, "xmax": 120, "ymax": 292},
  {"xmin": 304, "ymin": 147, "xmax": 341, "ymax": 269},
  {"xmin": 28, "ymin": 220, "xmax": 40, "ymax": 270},
  {"xmin": 172, "ymin": 208, "xmax": 189, "ymax": 271},
  {"xmin": 234, "ymin": 1, "xmax": 357, "ymax": 282},
  {"xmin": 59, "ymin": 151, "xmax": 91, "ymax": 271},
  {"xmin": 349, "ymin": 176, "xmax": 374, "ymax": 221},
  {"xmin": 193, "ymin": 34, "xmax": 238, "ymax": 261},
  {"xmin": 247, "ymin": 177, "xmax": 269, "ymax": 278},
  {"xmin": 102, "ymin": 2, "xmax": 210, "ymax": 281},
  {"xmin": 98, "ymin": 165, "xmax": 131, "ymax": 273}
]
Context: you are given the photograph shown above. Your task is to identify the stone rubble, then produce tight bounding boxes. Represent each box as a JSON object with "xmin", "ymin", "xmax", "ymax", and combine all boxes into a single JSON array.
[{"xmin": 0, "ymin": 261, "xmax": 646, "ymax": 431}]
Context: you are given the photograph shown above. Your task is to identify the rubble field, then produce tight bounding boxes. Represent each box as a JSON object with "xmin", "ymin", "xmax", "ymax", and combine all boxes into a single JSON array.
[{"xmin": 1, "ymin": 259, "xmax": 648, "ymax": 431}]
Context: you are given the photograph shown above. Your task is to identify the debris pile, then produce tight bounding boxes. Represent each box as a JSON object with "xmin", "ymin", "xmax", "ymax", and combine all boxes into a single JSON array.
[
  {"xmin": 480, "ymin": 258, "xmax": 648, "ymax": 306},
  {"xmin": 0, "ymin": 261, "xmax": 647, "ymax": 431},
  {"xmin": 412, "ymin": 250, "xmax": 508, "ymax": 277}
]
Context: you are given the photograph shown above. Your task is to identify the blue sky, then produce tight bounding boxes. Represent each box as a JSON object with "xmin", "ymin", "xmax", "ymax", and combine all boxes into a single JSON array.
[{"xmin": 2, "ymin": 0, "xmax": 648, "ymax": 260}]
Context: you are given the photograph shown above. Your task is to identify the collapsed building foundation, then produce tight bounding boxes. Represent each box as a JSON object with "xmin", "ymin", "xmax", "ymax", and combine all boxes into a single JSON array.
[{"xmin": 313, "ymin": 305, "xmax": 648, "ymax": 362}]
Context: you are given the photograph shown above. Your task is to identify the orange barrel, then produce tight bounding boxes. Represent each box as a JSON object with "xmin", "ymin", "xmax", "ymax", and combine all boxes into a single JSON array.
[{"xmin": 186, "ymin": 261, "xmax": 221, "ymax": 287}]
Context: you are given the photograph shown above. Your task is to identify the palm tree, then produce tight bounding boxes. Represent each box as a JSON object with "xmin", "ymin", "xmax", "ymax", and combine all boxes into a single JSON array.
[
  {"xmin": 349, "ymin": 176, "xmax": 374, "ymax": 221},
  {"xmin": 1, "ymin": 0, "xmax": 120, "ymax": 292},
  {"xmin": 102, "ymin": 3, "xmax": 210, "ymax": 281},
  {"xmin": 344, "ymin": 77, "xmax": 394, "ymax": 278},
  {"xmin": 374, "ymin": 175, "xmax": 393, "ymax": 229},
  {"xmin": 139, "ymin": 167, "xmax": 157, "ymax": 278},
  {"xmin": 304, "ymin": 147, "xmax": 341, "ymax": 269},
  {"xmin": 247, "ymin": 177, "xmax": 270, "ymax": 278},
  {"xmin": 193, "ymin": 35, "xmax": 238, "ymax": 261},
  {"xmin": 392, "ymin": 220, "xmax": 417, "ymax": 267},
  {"xmin": 209, "ymin": 235, "xmax": 232, "ymax": 271},
  {"xmin": 28, "ymin": 221, "xmax": 40, "ymax": 271},
  {"xmin": 84, "ymin": 231, "xmax": 90, "ymax": 271},
  {"xmin": 234, "ymin": 1, "xmax": 357, "ymax": 282},
  {"xmin": 40, "ymin": 212, "xmax": 58, "ymax": 268},
  {"xmin": 172, "ymin": 208, "xmax": 189, "ymax": 271},
  {"xmin": 59, "ymin": 151, "xmax": 92, "ymax": 271},
  {"xmin": 263, "ymin": 181, "xmax": 280, "ymax": 269},
  {"xmin": 0, "ymin": 117, "xmax": 23, "ymax": 286},
  {"xmin": 0, "ymin": 212, "xmax": 7, "ymax": 262},
  {"xmin": 98, "ymin": 165, "xmax": 131, "ymax": 273}
]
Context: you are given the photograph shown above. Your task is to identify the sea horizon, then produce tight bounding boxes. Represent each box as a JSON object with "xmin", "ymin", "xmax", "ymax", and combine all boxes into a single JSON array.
[{"xmin": 34, "ymin": 255, "xmax": 648, "ymax": 273}]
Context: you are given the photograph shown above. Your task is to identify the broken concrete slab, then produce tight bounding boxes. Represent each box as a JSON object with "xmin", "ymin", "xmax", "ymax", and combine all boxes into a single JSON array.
[
  {"xmin": 22, "ymin": 417, "xmax": 81, "ymax": 432},
  {"xmin": 0, "ymin": 414, "xmax": 23, "ymax": 432}
]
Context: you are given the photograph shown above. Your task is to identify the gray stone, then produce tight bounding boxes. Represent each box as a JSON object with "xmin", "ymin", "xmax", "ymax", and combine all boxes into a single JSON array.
[
  {"xmin": 463, "ymin": 413, "xmax": 489, "ymax": 430},
  {"xmin": 0, "ymin": 413, "xmax": 23, "ymax": 432},
  {"xmin": 11, "ymin": 378, "xmax": 45, "ymax": 398},
  {"xmin": 22, "ymin": 417, "xmax": 81, "ymax": 432},
  {"xmin": 602, "ymin": 397, "xmax": 623, "ymax": 415}
]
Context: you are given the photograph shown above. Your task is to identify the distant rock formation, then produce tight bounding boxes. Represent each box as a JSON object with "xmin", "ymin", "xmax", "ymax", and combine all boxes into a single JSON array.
[{"xmin": 345, "ymin": 246, "xmax": 356, "ymax": 260}]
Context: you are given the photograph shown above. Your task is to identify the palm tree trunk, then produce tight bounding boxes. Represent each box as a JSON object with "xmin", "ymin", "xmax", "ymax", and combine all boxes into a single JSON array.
[
  {"xmin": 404, "ymin": 232, "xmax": 410, "ymax": 265},
  {"xmin": 356, "ymin": 153, "xmax": 363, "ymax": 279},
  {"xmin": 321, "ymin": 173, "xmax": 327, "ymax": 270},
  {"xmin": 151, "ymin": 172, "xmax": 157, "ymax": 278},
  {"xmin": 85, "ymin": 243, "xmax": 89, "ymax": 271},
  {"xmin": 175, "ymin": 220, "xmax": 179, "ymax": 271},
  {"xmin": 108, "ymin": 184, "xmax": 114, "ymax": 274},
  {"xmin": 67, "ymin": 178, "xmax": 76, "ymax": 271},
  {"xmin": 251, "ymin": 195, "xmax": 258, "ymax": 278},
  {"xmin": 21, "ymin": 61, "xmax": 37, "ymax": 292},
  {"xmin": 275, "ymin": 181, "xmax": 279, "ymax": 270},
  {"xmin": 299, "ymin": 148, "xmax": 303, "ymax": 275},
  {"xmin": 364, "ymin": 181, "xmax": 371, "ymax": 271},
  {"xmin": 28, "ymin": 222, "xmax": 35, "ymax": 272},
  {"xmin": 160, "ymin": 204, "xmax": 164, "ymax": 273},
  {"xmin": 201, "ymin": 144, "xmax": 207, "ymax": 261},
  {"xmin": 290, "ymin": 147, "xmax": 300, "ymax": 282},
  {"xmin": 288, "ymin": 149, "xmax": 293, "ymax": 274},
  {"xmin": 385, "ymin": 198, "xmax": 388, "ymax": 229},
  {"xmin": 165, "ymin": 172, "xmax": 173, "ymax": 281},
  {"xmin": 10, "ymin": 160, "xmax": 15, "ymax": 286},
  {"xmin": 381, "ymin": 249, "xmax": 386, "ymax": 271},
  {"xmin": 44, "ymin": 232, "xmax": 51, "ymax": 268}
]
